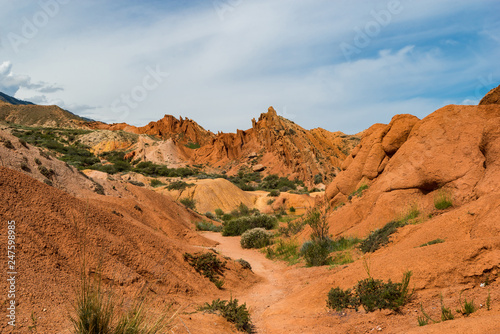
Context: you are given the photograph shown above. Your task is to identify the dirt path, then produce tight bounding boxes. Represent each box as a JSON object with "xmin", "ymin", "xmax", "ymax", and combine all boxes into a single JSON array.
[{"xmin": 201, "ymin": 232, "xmax": 290, "ymax": 334}]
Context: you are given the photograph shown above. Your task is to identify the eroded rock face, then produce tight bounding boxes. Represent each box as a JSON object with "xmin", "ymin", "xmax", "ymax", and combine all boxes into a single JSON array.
[
  {"xmin": 326, "ymin": 105, "xmax": 500, "ymax": 207},
  {"xmin": 479, "ymin": 84, "xmax": 500, "ymax": 105}
]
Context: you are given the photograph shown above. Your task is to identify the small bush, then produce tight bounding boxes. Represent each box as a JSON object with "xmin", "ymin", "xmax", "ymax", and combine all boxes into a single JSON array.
[
  {"xmin": 195, "ymin": 221, "xmax": 222, "ymax": 232},
  {"xmin": 215, "ymin": 208, "xmax": 224, "ymax": 217},
  {"xmin": 326, "ymin": 271, "xmax": 413, "ymax": 313},
  {"xmin": 20, "ymin": 161, "xmax": 31, "ymax": 172},
  {"xmin": 304, "ymin": 206, "xmax": 330, "ymax": 241},
  {"xmin": 180, "ymin": 198, "xmax": 196, "ymax": 210},
  {"xmin": 34, "ymin": 158, "xmax": 42, "ymax": 165},
  {"xmin": 419, "ymin": 239, "xmax": 445, "ymax": 247},
  {"xmin": 267, "ymin": 190, "xmax": 280, "ymax": 197},
  {"xmin": 184, "ymin": 252, "xmax": 226, "ymax": 288},
  {"xmin": 128, "ymin": 180, "xmax": 145, "ymax": 187},
  {"xmin": 222, "ymin": 215, "xmax": 277, "ymax": 236},
  {"xmin": 204, "ymin": 212, "xmax": 215, "ymax": 219},
  {"xmin": 2, "ymin": 138, "xmax": 15, "ymax": 149},
  {"xmin": 38, "ymin": 165, "xmax": 55, "ymax": 179},
  {"xmin": 199, "ymin": 298, "xmax": 252, "ymax": 333},
  {"xmin": 327, "ymin": 287, "xmax": 358, "ymax": 312},
  {"xmin": 240, "ymin": 228, "xmax": 273, "ymax": 249},
  {"xmin": 349, "ymin": 184, "xmax": 368, "ymax": 198},
  {"xmin": 167, "ymin": 180, "xmax": 194, "ymax": 191},
  {"xmin": 301, "ymin": 239, "xmax": 332, "ymax": 267},
  {"xmin": 289, "ymin": 206, "xmax": 296, "ymax": 213},
  {"xmin": 434, "ymin": 191, "xmax": 453, "ymax": 210},
  {"xmin": 266, "ymin": 199, "xmax": 275, "ymax": 205},
  {"xmin": 150, "ymin": 179, "xmax": 165, "ymax": 188},
  {"xmin": 236, "ymin": 259, "xmax": 252, "ymax": 270},
  {"xmin": 359, "ymin": 220, "xmax": 403, "ymax": 253}
]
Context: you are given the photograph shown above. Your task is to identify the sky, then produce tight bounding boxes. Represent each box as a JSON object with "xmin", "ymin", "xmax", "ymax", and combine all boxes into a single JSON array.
[{"xmin": 0, "ymin": 0, "xmax": 499, "ymax": 134}]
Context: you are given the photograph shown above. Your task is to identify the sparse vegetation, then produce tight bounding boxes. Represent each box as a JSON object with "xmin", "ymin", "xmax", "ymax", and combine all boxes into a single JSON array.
[
  {"xmin": 348, "ymin": 184, "xmax": 368, "ymax": 199},
  {"xmin": 440, "ymin": 295, "xmax": 454, "ymax": 321},
  {"xmin": 183, "ymin": 252, "xmax": 226, "ymax": 289},
  {"xmin": 180, "ymin": 197, "xmax": 196, "ymax": 210},
  {"xmin": 360, "ymin": 206, "xmax": 420, "ymax": 253},
  {"xmin": 300, "ymin": 237, "xmax": 360, "ymax": 267},
  {"xmin": 199, "ymin": 298, "xmax": 252, "ymax": 333},
  {"xmin": 434, "ymin": 190, "xmax": 453, "ymax": 210},
  {"xmin": 326, "ymin": 271, "xmax": 413, "ymax": 312},
  {"xmin": 149, "ymin": 178, "xmax": 165, "ymax": 188},
  {"xmin": 38, "ymin": 165, "xmax": 55, "ymax": 179},
  {"xmin": 457, "ymin": 292, "xmax": 476, "ymax": 316},
  {"xmin": 264, "ymin": 239, "xmax": 301, "ymax": 265},
  {"xmin": 267, "ymin": 190, "xmax": 280, "ymax": 197},
  {"xmin": 167, "ymin": 180, "xmax": 194, "ymax": 191},
  {"xmin": 185, "ymin": 142, "xmax": 201, "ymax": 149},
  {"xmin": 419, "ymin": 238, "xmax": 445, "ymax": 247},
  {"xmin": 236, "ymin": 259, "xmax": 252, "ymax": 270},
  {"xmin": 240, "ymin": 228, "xmax": 273, "ymax": 249},
  {"xmin": 278, "ymin": 219, "xmax": 306, "ymax": 237},
  {"xmin": 195, "ymin": 221, "xmax": 222, "ymax": 232}
]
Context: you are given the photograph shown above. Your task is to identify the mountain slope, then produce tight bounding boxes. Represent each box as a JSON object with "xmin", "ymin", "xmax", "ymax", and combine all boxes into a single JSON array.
[{"xmin": 0, "ymin": 91, "xmax": 34, "ymax": 105}]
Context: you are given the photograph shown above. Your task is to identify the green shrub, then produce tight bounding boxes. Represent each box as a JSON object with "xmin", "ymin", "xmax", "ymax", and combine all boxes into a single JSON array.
[
  {"xmin": 266, "ymin": 199, "xmax": 275, "ymax": 205},
  {"xmin": 204, "ymin": 212, "xmax": 215, "ymax": 219},
  {"xmin": 327, "ymin": 287, "xmax": 358, "ymax": 312},
  {"xmin": 314, "ymin": 174, "xmax": 323, "ymax": 184},
  {"xmin": 359, "ymin": 220, "xmax": 403, "ymax": 253},
  {"xmin": 195, "ymin": 221, "xmax": 222, "ymax": 232},
  {"xmin": 180, "ymin": 198, "xmax": 196, "ymax": 210},
  {"xmin": 34, "ymin": 158, "xmax": 42, "ymax": 165},
  {"xmin": 215, "ymin": 208, "xmax": 224, "ymax": 217},
  {"xmin": 267, "ymin": 190, "xmax": 280, "ymax": 197},
  {"xmin": 167, "ymin": 180, "xmax": 194, "ymax": 191},
  {"xmin": 434, "ymin": 191, "xmax": 453, "ymax": 210},
  {"xmin": 2, "ymin": 138, "xmax": 15, "ymax": 149},
  {"xmin": 150, "ymin": 179, "xmax": 165, "ymax": 188},
  {"xmin": 300, "ymin": 239, "xmax": 334, "ymax": 267},
  {"xmin": 128, "ymin": 180, "xmax": 145, "ymax": 187},
  {"xmin": 199, "ymin": 298, "xmax": 252, "ymax": 333},
  {"xmin": 38, "ymin": 165, "xmax": 55, "ymax": 179},
  {"xmin": 185, "ymin": 142, "xmax": 201, "ymax": 149},
  {"xmin": 183, "ymin": 252, "xmax": 226, "ymax": 288},
  {"xmin": 326, "ymin": 271, "xmax": 413, "ymax": 313},
  {"xmin": 349, "ymin": 184, "xmax": 368, "ymax": 199},
  {"xmin": 20, "ymin": 161, "xmax": 31, "ymax": 172},
  {"xmin": 304, "ymin": 206, "xmax": 330, "ymax": 241},
  {"xmin": 222, "ymin": 215, "xmax": 277, "ymax": 236},
  {"xmin": 419, "ymin": 239, "xmax": 445, "ymax": 247},
  {"xmin": 289, "ymin": 206, "xmax": 296, "ymax": 213},
  {"xmin": 240, "ymin": 228, "xmax": 273, "ymax": 249}
]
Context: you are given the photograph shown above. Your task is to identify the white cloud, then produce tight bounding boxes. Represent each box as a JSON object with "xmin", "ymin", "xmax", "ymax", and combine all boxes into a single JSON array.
[{"xmin": 0, "ymin": 0, "xmax": 499, "ymax": 133}]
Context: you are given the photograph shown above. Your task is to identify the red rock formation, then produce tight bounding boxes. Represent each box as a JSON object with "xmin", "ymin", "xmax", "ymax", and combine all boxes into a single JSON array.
[
  {"xmin": 193, "ymin": 107, "xmax": 358, "ymax": 185},
  {"xmin": 479, "ymin": 84, "xmax": 500, "ymax": 105}
]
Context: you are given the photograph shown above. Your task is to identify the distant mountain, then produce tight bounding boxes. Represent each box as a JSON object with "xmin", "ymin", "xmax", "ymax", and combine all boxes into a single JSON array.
[{"xmin": 0, "ymin": 91, "xmax": 35, "ymax": 105}]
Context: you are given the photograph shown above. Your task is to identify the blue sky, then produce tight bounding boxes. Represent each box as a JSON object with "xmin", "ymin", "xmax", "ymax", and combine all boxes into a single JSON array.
[{"xmin": 0, "ymin": 0, "xmax": 499, "ymax": 134}]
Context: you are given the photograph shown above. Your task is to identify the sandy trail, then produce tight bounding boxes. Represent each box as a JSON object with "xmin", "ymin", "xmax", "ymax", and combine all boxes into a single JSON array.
[{"xmin": 201, "ymin": 232, "xmax": 290, "ymax": 334}]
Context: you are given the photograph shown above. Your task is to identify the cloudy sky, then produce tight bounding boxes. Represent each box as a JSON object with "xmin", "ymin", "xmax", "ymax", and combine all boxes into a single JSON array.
[{"xmin": 0, "ymin": 0, "xmax": 499, "ymax": 134}]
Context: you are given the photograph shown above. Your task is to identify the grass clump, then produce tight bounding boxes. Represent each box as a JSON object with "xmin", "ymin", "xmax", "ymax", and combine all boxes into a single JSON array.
[
  {"xmin": 326, "ymin": 271, "xmax": 413, "ymax": 313},
  {"xmin": 434, "ymin": 190, "xmax": 453, "ymax": 210},
  {"xmin": 240, "ymin": 228, "xmax": 273, "ymax": 249},
  {"xmin": 71, "ymin": 270, "xmax": 174, "ymax": 334},
  {"xmin": 183, "ymin": 252, "xmax": 226, "ymax": 289},
  {"xmin": 419, "ymin": 238, "xmax": 445, "ymax": 247},
  {"xmin": 457, "ymin": 292, "xmax": 476, "ymax": 316},
  {"xmin": 195, "ymin": 221, "xmax": 222, "ymax": 232},
  {"xmin": 222, "ymin": 215, "xmax": 277, "ymax": 236},
  {"xmin": 180, "ymin": 197, "xmax": 196, "ymax": 210},
  {"xmin": 264, "ymin": 239, "xmax": 301, "ymax": 265},
  {"xmin": 440, "ymin": 295, "xmax": 454, "ymax": 321},
  {"xmin": 199, "ymin": 298, "xmax": 252, "ymax": 333},
  {"xmin": 348, "ymin": 184, "xmax": 368, "ymax": 199}
]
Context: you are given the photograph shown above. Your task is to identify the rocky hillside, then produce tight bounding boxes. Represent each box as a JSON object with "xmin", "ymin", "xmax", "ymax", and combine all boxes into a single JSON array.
[{"xmin": 0, "ymin": 92, "xmax": 86, "ymax": 128}]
